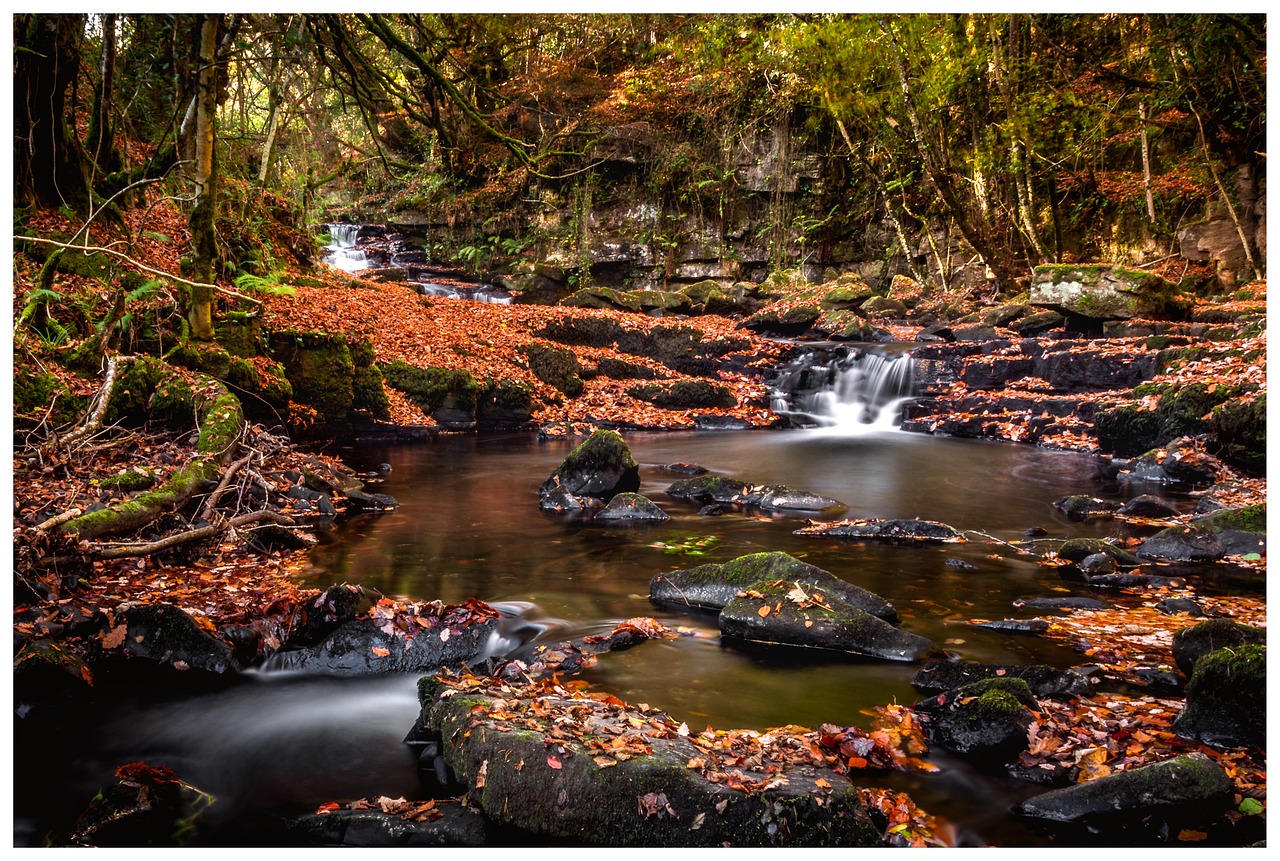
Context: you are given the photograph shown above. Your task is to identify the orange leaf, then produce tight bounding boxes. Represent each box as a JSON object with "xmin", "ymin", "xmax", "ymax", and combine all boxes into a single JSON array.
[
  {"xmin": 548, "ymin": 755, "xmax": 562, "ymax": 770},
  {"xmin": 101, "ymin": 624, "xmax": 128, "ymax": 649},
  {"xmin": 315, "ymin": 801, "xmax": 341, "ymax": 814},
  {"xmin": 1177, "ymin": 830, "xmax": 1208, "ymax": 842},
  {"xmin": 371, "ymin": 646, "xmax": 390, "ymax": 657},
  {"xmin": 758, "ymin": 605, "xmax": 771, "ymax": 618}
]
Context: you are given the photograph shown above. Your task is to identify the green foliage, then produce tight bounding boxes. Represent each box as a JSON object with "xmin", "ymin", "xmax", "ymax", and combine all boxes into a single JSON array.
[
  {"xmin": 233, "ymin": 271, "xmax": 296, "ymax": 298},
  {"xmin": 648, "ymin": 534, "xmax": 721, "ymax": 557}
]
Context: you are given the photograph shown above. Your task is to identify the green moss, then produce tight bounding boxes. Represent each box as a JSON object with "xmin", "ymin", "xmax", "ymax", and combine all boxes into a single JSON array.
[
  {"xmin": 351, "ymin": 365, "xmax": 391, "ymax": 420},
  {"xmin": 561, "ymin": 286, "xmax": 644, "ymax": 312},
  {"xmin": 594, "ymin": 357, "xmax": 659, "ymax": 380},
  {"xmin": 97, "ymin": 466, "xmax": 159, "ymax": 491},
  {"xmin": 103, "ymin": 357, "xmax": 168, "ymax": 425},
  {"xmin": 269, "ymin": 330, "xmax": 355, "ymax": 422},
  {"xmin": 1195, "ymin": 504, "xmax": 1265, "ymax": 535},
  {"xmin": 1055, "ymin": 538, "xmax": 1142, "ymax": 565},
  {"xmin": 523, "ymin": 343, "xmax": 584, "ymax": 397},
  {"xmin": 349, "ymin": 337, "xmax": 377, "ymax": 368},
  {"xmin": 195, "ymin": 392, "xmax": 243, "ymax": 456},
  {"xmin": 164, "ymin": 342, "xmax": 232, "ymax": 379},
  {"xmin": 214, "ymin": 314, "xmax": 264, "ymax": 358},
  {"xmin": 149, "ymin": 375, "xmax": 197, "ymax": 426},
  {"xmin": 627, "ymin": 379, "xmax": 736, "ymax": 409},
  {"xmin": 380, "ymin": 360, "xmax": 479, "ymax": 416}
]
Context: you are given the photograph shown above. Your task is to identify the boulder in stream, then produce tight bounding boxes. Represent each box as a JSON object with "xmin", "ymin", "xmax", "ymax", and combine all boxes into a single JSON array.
[
  {"xmin": 538, "ymin": 429, "xmax": 640, "ymax": 507},
  {"xmin": 649, "ymin": 551, "xmax": 898, "ymax": 622},
  {"xmin": 91, "ymin": 603, "xmax": 238, "ymax": 677},
  {"xmin": 594, "ymin": 492, "xmax": 670, "ymax": 523},
  {"xmin": 719, "ymin": 580, "xmax": 932, "ymax": 662},
  {"xmin": 665, "ymin": 474, "xmax": 846, "ymax": 514},
  {"xmin": 1171, "ymin": 618, "xmax": 1266, "ymax": 676},
  {"xmin": 914, "ymin": 677, "xmax": 1039, "ymax": 766},
  {"xmin": 912, "ymin": 660, "xmax": 1093, "ymax": 700},
  {"xmin": 794, "ymin": 518, "xmax": 964, "ymax": 543},
  {"xmin": 287, "ymin": 801, "xmax": 488, "ymax": 847},
  {"xmin": 411, "ymin": 673, "xmax": 883, "ymax": 847},
  {"xmin": 1014, "ymin": 753, "xmax": 1234, "ymax": 826},
  {"xmin": 1172, "ymin": 643, "xmax": 1266, "ymax": 750}
]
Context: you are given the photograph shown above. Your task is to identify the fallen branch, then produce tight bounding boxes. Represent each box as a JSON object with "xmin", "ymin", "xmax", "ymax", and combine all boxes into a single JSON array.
[
  {"xmin": 56, "ymin": 355, "xmax": 130, "ymax": 451},
  {"xmin": 87, "ymin": 510, "xmax": 296, "ymax": 560},
  {"xmin": 14, "ymin": 235, "xmax": 263, "ymax": 306},
  {"xmin": 35, "ymin": 507, "xmax": 85, "ymax": 531},
  {"xmin": 199, "ymin": 451, "xmax": 255, "ymax": 523}
]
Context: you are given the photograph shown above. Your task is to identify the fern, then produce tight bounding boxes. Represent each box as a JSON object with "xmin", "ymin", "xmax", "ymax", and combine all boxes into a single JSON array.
[
  {"xmin": 233, "ymin": 271, "xmax": 296, "ymax": 298},
  {"xmin": 126, "ymin": 278, "xmax": 163, "ymax": 304}
]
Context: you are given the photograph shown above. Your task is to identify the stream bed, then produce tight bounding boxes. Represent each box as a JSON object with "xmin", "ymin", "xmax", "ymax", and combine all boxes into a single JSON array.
[{"xmin": 27, "ymin": 420, "xmax": 1241, "ymax": 848}]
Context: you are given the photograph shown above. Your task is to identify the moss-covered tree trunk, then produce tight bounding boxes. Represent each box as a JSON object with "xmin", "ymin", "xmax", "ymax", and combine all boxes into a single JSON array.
[{"xmin": 188, "ymin": 13, "xmax": 221, "ymax": 342}]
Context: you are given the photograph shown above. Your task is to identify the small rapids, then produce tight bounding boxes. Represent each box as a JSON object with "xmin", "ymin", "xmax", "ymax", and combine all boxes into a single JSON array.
[
  {"xmin": 323, "ymin": 223, "xmax": 371, "ymax": 273},
  {"xmin": 770, "ymin": 345, "xmax": 916, "ymax": 435}
]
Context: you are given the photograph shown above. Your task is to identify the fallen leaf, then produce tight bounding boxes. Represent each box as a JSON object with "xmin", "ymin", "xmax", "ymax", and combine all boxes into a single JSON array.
[{"xmin": 547, "ymin": 755, "xmax": 562, "ymax": 770}]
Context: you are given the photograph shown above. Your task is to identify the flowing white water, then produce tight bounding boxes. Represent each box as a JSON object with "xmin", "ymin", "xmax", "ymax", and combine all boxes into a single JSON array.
[
  {"xmin": 773, "ymin": 348, "xmax": 915, "ymax": 436},
  {"xmin": 324, "ymin": 223, "xmax": 370, "ymax": 273}
]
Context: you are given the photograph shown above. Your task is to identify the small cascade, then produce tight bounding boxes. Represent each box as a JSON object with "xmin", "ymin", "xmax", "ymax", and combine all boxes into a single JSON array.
[
  {"xmin": 324, "ymin": 223, "xmax": 371, "ymax": 273},
  {"xmin": 771, "ymin": 346, "xmax": 915, "ymax": 434}
]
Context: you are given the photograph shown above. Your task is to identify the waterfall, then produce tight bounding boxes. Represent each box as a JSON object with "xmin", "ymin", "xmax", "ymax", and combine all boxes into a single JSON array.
[
  {"xmin": 771, "ymin": 347, "xmax": 915, "ymax": 434},
  {"xmin": 324, "ymin": 223, "xmax": 370, "ymax": 273}
]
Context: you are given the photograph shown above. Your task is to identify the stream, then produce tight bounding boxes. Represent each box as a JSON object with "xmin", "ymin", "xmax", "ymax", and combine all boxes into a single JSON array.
[{"xmin": 20, "ymin": 350, "xmax": 1230, "ymax": 848}]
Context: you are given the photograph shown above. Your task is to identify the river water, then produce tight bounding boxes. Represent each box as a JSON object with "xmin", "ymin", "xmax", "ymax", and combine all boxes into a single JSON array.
[{"xmin": 25, "ymin": 363, "xmax": 1222, "ymax": 848}]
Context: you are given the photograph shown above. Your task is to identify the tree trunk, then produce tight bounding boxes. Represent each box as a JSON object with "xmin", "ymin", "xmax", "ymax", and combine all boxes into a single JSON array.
[
  {"xmin": 85, "ymin": 13, "xmax": 123, "ymax": 176},
  {"xmin": 13, "ymin": 14, "xmax": 93, "ymax": 211},
  {"xmin": 188, "ymin": 14, "xmax": 220, "ymax": 342}
]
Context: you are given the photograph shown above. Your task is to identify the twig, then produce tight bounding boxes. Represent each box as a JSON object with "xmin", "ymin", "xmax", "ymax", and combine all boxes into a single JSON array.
[
  {"xmin": 199, "ymin": 451, "xmax": 255, "ymax": 523},
  {"xmin": 35, "ymin": 508, "xmax": 85, "ymax": 531},
  {"xmin": 14, "ymin": 235, "xmax": 263, "ymax": 306},
  {"xmin": 962, "ymin": 529, "xmax": 1040, "ymax": 556},
  {"xmin": 56, "ymin": 355, "xmax": 130, "ymax": 450}
]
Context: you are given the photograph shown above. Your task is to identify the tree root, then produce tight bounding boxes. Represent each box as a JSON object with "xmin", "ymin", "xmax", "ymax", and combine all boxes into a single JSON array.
[{"xmin": 36, "ymin": 509, "xmax": 297, "ymax": 566}]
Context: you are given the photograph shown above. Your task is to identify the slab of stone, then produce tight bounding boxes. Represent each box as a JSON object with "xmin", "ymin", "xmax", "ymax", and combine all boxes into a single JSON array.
[
  {"xmin": 1029, "ymin": 264, "xmax": 1180, "ymax": 320},
  {"xmin": 794, "ymin": 518, "xmax": 963, "ymax": 543}
]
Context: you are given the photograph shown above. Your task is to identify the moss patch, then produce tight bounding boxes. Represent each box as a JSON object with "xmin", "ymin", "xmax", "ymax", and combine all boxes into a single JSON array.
[{"xmin": 523, "ymin": 343, "xmax": 585, "ymax": 397}]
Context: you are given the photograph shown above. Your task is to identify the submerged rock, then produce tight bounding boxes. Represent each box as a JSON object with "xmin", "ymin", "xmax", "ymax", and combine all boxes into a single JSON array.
[
  {"xmin": 794, "ymin": 518, "xmax": 963, "ymax": 543},
  {"xmin": 649, "ymin": 551, "xmax": 898, "ymax": 621},
  {"xmin": 412, "ymin": 674, "xmax": 883, "ymax": 847},
  {"xmin": 538, "ymin": 429, "xmax": 640, "ymax": 506},
  {"xmin": 1012, "ymin": 596, "xmax": 1109, "ymax": 612},
  {"xmin": 1116, "ymin": 494, "xmax": 1180, "ymax": 518},
  {"xmin": 1014, "ymin": 753, "xmax": 1233, "ymax": 825},
  {"xmin": 911, "ymin": 661, "xmax": 1093, "ymax": 700},
  {"xmin": 719, "ymin": 580, "xmax": 933, "ymax": 662},
  {"xmin": 1054, "ymin": 538, "xmax": 1142, "ymax": 566},
  {"xmin": 594, "ymin": 492, "xmax": 670, "ymax": 523},
  {"xmin": 1052, "ymin": 495, "xmax": 1118, "ymax": 520},
  {"xmin": 1173, "ymin": 643, "xmax": 1266, "ymax": 750}
]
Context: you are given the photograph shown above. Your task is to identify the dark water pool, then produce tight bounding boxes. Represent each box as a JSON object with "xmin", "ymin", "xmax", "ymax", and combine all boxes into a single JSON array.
[{"xmin": 28, "ymin": 426, "xmax": 1218, "ymax": 847}]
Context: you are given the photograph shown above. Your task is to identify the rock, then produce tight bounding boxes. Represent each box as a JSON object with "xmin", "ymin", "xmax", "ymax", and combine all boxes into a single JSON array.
[
  {"xmin": 649, "ymin": 551, "xmax": 898, "ymax": 622},
  {"xmin": 1173, "ymin": 644, "xmax": 1266, "ymax": 750},
  {"xmin": 1126, "ymin": 437, "xmax": 1230, "ymax": 485},
  {"xmin": 719, "ymin": 580, "xmax": 932, "ymax": 662},
  {"xmin": 344, "ymin": 488, "xmax": 398, "ymax": 511},
  {"xmin": 1012, "ymin": 597, "xmax": 1110, "ymax": 612},
  {"xmin": 665, "ymin": 475, "xmax": 845, "ymax": 514},
  {"xmin": 1076, "ymin": 553, "xmax": 1117, "ymax": 576},
  {"xmin": 914, "ymin": 677, "xmax": 1039, "ymax": 764},
  {"xmin": 1014, "ymin": 754, "xmax": 1234, "ymax": 824},
  {"xmin": 94, "ymin": 603, "xmax": 237, "ymax": 676},
  {"xmin": 912, "ymin": 661, "xmax": 1093, "ymax": 700},
  {"xmin": 1029, "ymin": 264, "xmax": 1182, "ymax": 320},
  {"xmin": 1007, "ymin": 310, "xmax": 1064, "ymax": 336},
  {"xmin": 594, "ymin": 492, "xmax": 670, "ymax": 523},
  {"xmin": 412, "ymin": 675, "xmax": 883, "ymax": 846},
  {"xmin": 1052, "ymin": 495, "xmax": 1118, "ymax": 520},
  {"xmin": 1054, "ymin": 538, "xmax": 1142, "ymax": 566},
  {"xmin": 1154, "ymin": 597, "xmax": 1210, "ymax": 617},
  {"xmin": 65, "ymin": 762, "xmax": 219, "ymax": 847},
  {"xmin": 973, "ymin": 619, "xmax": 1050, "ymax": 635},
  {"xmin": 262, "ymin": 604, "xmax": 502, "ymax": 676},
  {"xmin": 1116, "ymin": 494, "xmax": 1180, "ymax": 518},
  {"xmin": 1137, "ymin": 525, "xmax": 1226, "ymax": 563},
  {"xmin": 538, "ymin": 429, "xmax": 640, "ymax": 506},
  {"xmin": 945, "ymin": 558, "xmax": 979, "ymax": 570},
  {"xmin": 286, "ymin": 803, "xmax": 489, "ymax": 847},
  {"xmin": 1171, "ymin": 618, "xmax": 1266, "ymax": 676},
  {"xmin": 794, "ymin": 518, "xmax": 963, "ymax": 543},
  {"xmin": 1189, "ymin": 504, "xmax": 1267, "ymax": 556}
]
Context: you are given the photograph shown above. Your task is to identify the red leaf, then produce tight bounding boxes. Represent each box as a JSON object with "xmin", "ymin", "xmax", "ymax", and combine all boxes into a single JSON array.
[{"xmin": 547, "ymin": 755, "xmax": 562, "ymax": 770}]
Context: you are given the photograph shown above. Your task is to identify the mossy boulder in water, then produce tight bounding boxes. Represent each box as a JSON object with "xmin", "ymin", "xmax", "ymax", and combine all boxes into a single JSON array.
[
  {"xmin": 665, "ymin": 475, "xmax": 846, "ymax": 514},
  {"xmin": 538, "ymin": 429, "xmax": 640, "ymax": 505},
  {"xmin": 719, "ymin": 580, "xmax": 931, "ymax": 662},
  {"xmin": 1054, "ymin": 538, "xmax": 1142, "ymax": 566},
  {"xmin": 794, "ymin": 518, "xmax": 963, "ymax": 543},
  {"xmin": 912, "ymin": 661, "xmax": 1093, "ymax": 700},
  {"xmin": 1014, "ymin": 753, "xmax": 1234, "ymax": 825},
  {"xmin": 650, "ymin": 551, "xmax": 898, "ymax": 622},
  {"xmin": 1052, "ymin": 495, "xmax": 1118, "ymax": 520},
  {"xmin": 1171, "ymin": 618, "xmax": 1267, "ymax": 676},
  {"xmin": 412, "ymin": 674, "xmax": 882, "ymax": 846},
  {"xmin": 1173, "ymin": 644, "xmax": 1266, "ymax": 750},
  {"xmin": 914, "ymin": 677, "xmax": 1039, "ymax": 765}
]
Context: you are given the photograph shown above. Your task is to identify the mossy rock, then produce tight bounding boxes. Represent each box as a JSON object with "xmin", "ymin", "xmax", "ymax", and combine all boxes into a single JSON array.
[
  {"xmin": 914, "ymin": 677, "xmax": 1038, "ymax": 763},
  {"xmin": 225, "ymin": 357, "xmax": 293, "ymax": 413},
  {"xmin": 1173, "ymin": 644, "xmax": 1266, "ymax": 749},
  {"xmin": 352, "ymin": 365, "xmax": 391, "ymax": 421},
  {"xmin": 593, "ymin": 357, "xmax": 660, "ymax": 380},
  {"xmin": 416, "ymin": 675, "xmax": 882, "ymax": 847},
  {"xmin": 742, "ymin": 304, "xmax": 821, "ymax": 335},
  {"xmin": 164, "ymin": 342, "xmax": 233, "ymax": 380},
  {"xmin": 381, "ymin": 360, "xmax": 479, "ymax": 424},
  {"xmin": 633, "ymin": 289, "xmax": 692, "ymax": 313},
  {"xmin": 269, "ymin": 330, "xmax": 355, "ymax": 423},
  {"xmin": 13, "ymin": 370, "xmax": 85, "ymax": 431},
  {"xmin": 1054, "ymin": 538, "xmax": 1142, "ymax": 566},
  {"xmin": 349, "ymin": 337, "xmax": 377, "ymax": 368},
  {"xmin": 719, "ymin": 580, "xmax": 932, "ymax": 662},
  {"xmin": 537, "ymin": 429, "xmax": 639, "ymax": 502},
  {"xmin": 523, "ymin": 343, "xmax": 585, "ymax": 398},
  {"xmin": 1171, "ymin": 619, "xmax": 1266, "ymax": 676},
  {"xmin": 477, "ymin": 380, "xmax": 534, "ymax": 426},
  {"xmin": 1052, "ymin": 495, "xmax": 1118, "ymax": 520},
  {"xmin": 215, "ymin": 313, "xmax": 265, "ymax": 358},
  {"xmin": 560, "ymin": 286, "xmax": 645, "ymax": 312},
  {"xmin": 1030, "ymin": 264, "xmax": 1186, "ymax": 320},
  {"xmin": 1208, "ymin": 393, "xmax": 1265, "ymax": 474},
  {"xmin": 861, "ymin": 296, "xmax": 907, "ymax": 317},
  {"xmin": 627, "ymin": 379, "xmax": 736, "ymax": 410}
]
